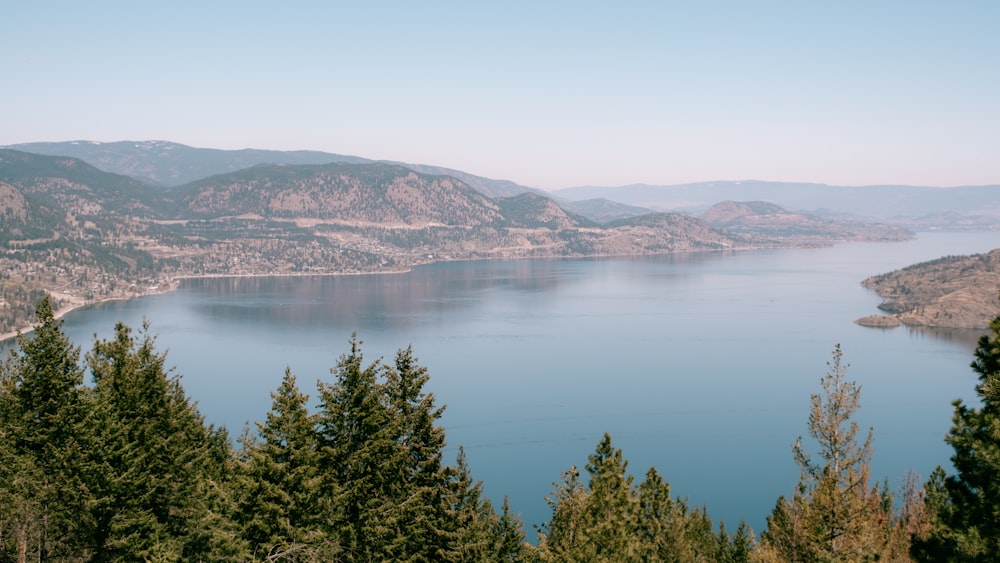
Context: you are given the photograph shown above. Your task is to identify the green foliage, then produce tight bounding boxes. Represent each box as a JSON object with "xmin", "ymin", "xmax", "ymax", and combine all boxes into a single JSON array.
[
  {"xmin": 535, "ymin": 433, "xmax": 746, "ymax": 562},
  {"xmin": 311, "ymin": 335, "xmax": 521, "ymax": 561},
  {"xmin": 0, "ymin": 295, "xmax": 90, "ymax": 560},
  {"xmin": 913, "ymin": 314, "xmax": 1000, "ymax": 561},
  {"xmin": 236, "ymin": 368, "xmax": 333, "ymax": 560},
  {"xmin": 84, "ymin": 320, "xmax": 247, "ymax": 561},
  {"xmin": 761, "ymin": 344, "xmax": 908, "ymax": 562}
]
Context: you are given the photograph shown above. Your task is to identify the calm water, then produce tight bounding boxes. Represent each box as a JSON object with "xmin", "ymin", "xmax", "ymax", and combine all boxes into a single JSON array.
[{"xmin": 6, "ymin": 232, "xmax": 998, "ymax": 533}]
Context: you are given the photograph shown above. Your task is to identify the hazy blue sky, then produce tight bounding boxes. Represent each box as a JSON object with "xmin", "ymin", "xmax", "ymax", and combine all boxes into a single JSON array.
[{"xmin": 4, "ymin": 1, "xmax": 998, "ymax": 189}]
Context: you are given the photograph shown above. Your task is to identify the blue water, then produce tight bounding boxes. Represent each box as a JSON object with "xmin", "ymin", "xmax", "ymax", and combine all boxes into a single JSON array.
[{"xmin": 9, "ymin": 231, "xmax": 998, "ymax": 534}]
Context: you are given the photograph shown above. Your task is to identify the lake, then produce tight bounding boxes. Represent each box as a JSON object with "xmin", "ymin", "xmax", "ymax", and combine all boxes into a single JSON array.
[{"xmin": 6, "ymin": 231, "xmax": 998, "ymax": 533}]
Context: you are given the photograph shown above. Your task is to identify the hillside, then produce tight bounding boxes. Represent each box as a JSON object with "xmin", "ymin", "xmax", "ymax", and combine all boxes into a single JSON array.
[
  {"xmin": 389, "ymin": 162, "xmax": 542, "ymax": 199},
  {"xmin": 4, "ymin": 140, "xmax": 540, "ymax": 199},
  {"xmin": 0, "ymin": 150, "xmax": 748, "ymax": 336},
  {"xmin": 558, "ymin": 198, "xmax": 657, "ymax": 223},
  {"xmin": 856, "ymin": 249, "xmax": 1000, "ymax": 329},
  {"xmin": 175, "ymin": 162, "xmax": 506, "ymax": 225},
  {"xmin": 701, "ymin": 200, "xmax": 912, "ymax": 244},
  {"xmin": 0, "ymin": 148, "xmax": 163, "ymax": 215},
  {"xmin": 4, "ymin": 140, "xmax": 371, "ymax": 186}
]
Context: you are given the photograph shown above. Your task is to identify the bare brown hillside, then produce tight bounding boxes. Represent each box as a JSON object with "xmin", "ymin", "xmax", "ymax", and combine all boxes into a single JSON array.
[{"xmin": 856, "ymin": 249, "xmax": 1000, "ymax": 329}]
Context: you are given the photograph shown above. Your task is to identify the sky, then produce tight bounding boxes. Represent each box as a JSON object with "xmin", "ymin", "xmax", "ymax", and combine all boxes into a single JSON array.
[{"xmin": 3, "ymin": 1, "xmax": 999, "ymax": 190}]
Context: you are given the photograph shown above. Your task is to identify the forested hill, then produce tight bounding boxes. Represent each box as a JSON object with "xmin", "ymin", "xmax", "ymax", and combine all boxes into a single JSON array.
[
  {"xmin": 856, "ymin": 248, "xmax": 1000, "ymax": 329},
  {"xmin": 173, "ymin": 161, "xmax": 508, "ymax": 224},
  {"xmin": 0, "ymin": 148, "xmax": 165, "ymax": 215},
  {"xmin": 4, "ymin": 140, "xmax": 373, "ymax": 187},
  {"xmin": 5, "ymin": 140, "xmax": 537, "ymax": 198}
]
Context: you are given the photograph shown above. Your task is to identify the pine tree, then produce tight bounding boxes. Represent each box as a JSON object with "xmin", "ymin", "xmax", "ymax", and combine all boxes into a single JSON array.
[
  {"xmin": 314, "ymin": 335, "xmax": 412, "ymax": 561},
  {"xmin": 581, "ymin": 433, "xmax": 635, "ymax": 559},
  {"xmin": 913, "ymin": 313, "xmax": 1000, "ymax": 561},
  {"xmin": 313, "ymin": 336, "xmax": 522, "ymax": 561},
  {"xmin": 492, "ymin": 496, "xmax": 527, "ymax": 562},
  {"xmin": 762, "ymin": 344, "xmax": 893, "ymax": 561},
  {"xmin": 535, "ymin": 464, "xmax": 589, "ymax": 561},
  {"xmin": 84, "ymin": 321, "xmax": 247, "ymax": 561},
  {"xmin": 236, "ymin": 367, "xmax": 333, "ymax": 561},
  {"xmin": 449, "ymin": 446, "xmax": 504, "ymax": 562},
  {"xmin": 537, "ymin": 434, "xmax": 637, "ymax": 561},
  {"xmin": 0, "ymin": 296, "xmax": 91, "ymax": 560},
  {"xmin": 536, "ymin": 433, "xmax": 727, "ymax": 562},
  {"xmin": 636, "ymin": 467, "xmax": 722, "ymax": 562},
  {"xmin": 384, "ymin": 345, "xmax": 455, "ymax": 560}
]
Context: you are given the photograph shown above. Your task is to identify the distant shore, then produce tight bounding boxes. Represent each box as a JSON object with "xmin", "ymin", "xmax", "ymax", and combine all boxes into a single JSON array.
[
  {"xmin": 0, "ymin": 281, "xmax": 181, "ymax": 345},
  {"xmin": 0, "ymin": 267, "xmax": 418, "ymax": 346}
]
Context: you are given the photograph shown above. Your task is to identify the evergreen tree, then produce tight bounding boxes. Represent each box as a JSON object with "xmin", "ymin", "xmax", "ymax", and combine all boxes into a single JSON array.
[
  {"xmin": 720, "ymin": 521, "xmax": 754, "ymax": 563},
  {"xmin": 492, "ymin": 496, "xmax": 528, "ymax": 562},
  {"xmin": 449, "ymin": 446, "xmax": 500, "ymax": 561},
  {"xmin": 447, "ymin": 446, "xmax": 526, "ymax": 562},
  {"xmin": 0, "ymin": 296, "xmax": 91, "ymax": 560},
  {"xmin": 580, "ymin": 433, "xmax": 635, "ymax": 559},
  {"xmin": 761, "ymin": 344, "xmax": 894, "ymax": 561},
  {"xmin": 535, "ymin": 465, "xmax": 589, "ymax": 561},
  {"xmin": 307, "ymin": 335, "xmax": 525, "ymax": 561},
  {"xmin": 84, "ymin": 321, "xmax": 247, "ymax": 561},
  {"xmin": 384, "ymin": 345, "xmax": 455, "ymax": 560},
  {"xmin": 536, "ymin": 433, "xmax": 732, "ymax": 562},
  {"xmin": 913, "ymin": 313, "xmax": 1000, "ymax": 561},
  {"xmin": 635, "ymin": 467, "xmax": 725, "ymax": 562},
  {"xmin": 537, "ymin": 434, "xmax": 637, "ymax": 561},
  {"xmin": 236, "ymin": 367, "xmax": 333, "ymax": 561},
  {"xmin": 314, "ymin": 335, "xmax": 426, "ymax": 561}
]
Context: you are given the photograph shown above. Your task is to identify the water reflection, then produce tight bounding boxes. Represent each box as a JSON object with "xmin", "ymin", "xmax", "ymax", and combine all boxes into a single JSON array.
[{"xmin": 907, "ymin": 326, "xmax": 989, "ymax": 351}]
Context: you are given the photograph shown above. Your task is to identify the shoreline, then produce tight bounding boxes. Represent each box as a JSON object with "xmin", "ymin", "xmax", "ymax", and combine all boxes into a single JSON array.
[
  {"xmin": 0, "ymin": 239, "xmax": 893, "ymax": 346},
  {"xmin": 0, "ymin": 266, "xmax": 419, "ymax": 345}
]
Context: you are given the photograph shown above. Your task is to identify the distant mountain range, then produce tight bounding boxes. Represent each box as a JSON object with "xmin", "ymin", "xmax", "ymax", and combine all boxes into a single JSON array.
[
  {"xmin": 5, "ymin": 140, "xmax": 372, "ymax": 187},
  {"xmin": 553, "ymin": 181, "xmax": 1000, "ymax": 227},
  {"xmin": 9, "ymin": 140, "xmax": 999, "ymax": 230},
  {"xmin": 5, "ymin": 140, "xmax": 538, "ymax": 199}
]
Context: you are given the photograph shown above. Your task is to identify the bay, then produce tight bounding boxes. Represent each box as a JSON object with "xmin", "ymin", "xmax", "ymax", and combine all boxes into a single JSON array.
[{"xmin": 8, "ymin": 231, "xmax": 998, "ymax": 533}]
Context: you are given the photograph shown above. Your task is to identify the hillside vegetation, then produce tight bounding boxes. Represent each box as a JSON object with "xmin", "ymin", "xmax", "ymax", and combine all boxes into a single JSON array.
[{"xmin": 856, "ymin": 248, "xmax": 1000, "ymax": 329}]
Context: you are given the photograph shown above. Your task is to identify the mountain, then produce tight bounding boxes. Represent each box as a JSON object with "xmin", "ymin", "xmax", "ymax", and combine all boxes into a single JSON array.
[
  {"xmin": 701, "ymin": 200, "xmax": 911, "ymax": 244},
  {"xmin": 702, "ymin": 200, "xmax": 788, "ymax": 224},
  {"xmin": 390, "ymin": 162, "xmax": 543, "ymax": 199},
  {"xmin": 856, "ymin": 249, "xmax": 1000, "ymax": 329},
  {"xmin": 495, "ymin": 192, "xmax": 597, "ymax": 229},
  {"xmin": 3, "ymin": 141, "xmax": 542, "ymax": 199},
  {"xmin": 4, "ymin": 140, "xmax": 372, "ymax": 187},
  {"xmin": 168, "ymin": 162, "xmax": 730, "ymax": 261},
  {"xmin": 601, "ymin": 212, "xmax": 737, "ymax": 254},
  {"xmin": 174, "ymin": 162, "xmax": 506, "ymax": 226},
  {"xmin": 553, "ymin": 181, "xmax": 1000, "ymax": 227},
  {"xmin": 0, "ymin": 148, "xmax": 163, "ymax": 215},
  {"xmin": 558, "ymin": 198, "xmax": 657, "ymax": 223}
]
